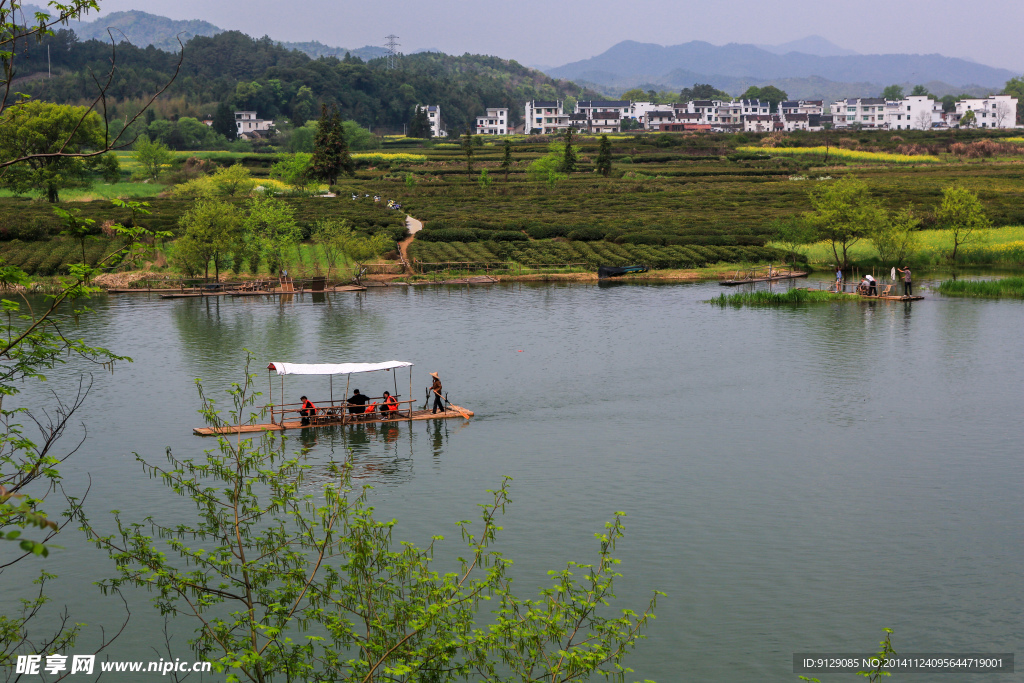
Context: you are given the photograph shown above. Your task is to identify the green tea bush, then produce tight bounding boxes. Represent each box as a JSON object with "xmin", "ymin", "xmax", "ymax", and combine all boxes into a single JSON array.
[
  {"xmin": 490, "ymin": 230, "xmax": 528, "ymax": 242},
  {"xmin": 618, "ymin": 232, "xmax": 665, "ymax": 246},
  {"xmin": 566, "ymin": 226, "xmax": 605, "ymax": 241},
  {"xmin": 526, "ymin": 224, "xmax": 568, "ymax": 239},
  {"xmin": 417, "ymin": 228, "xmax": 482, "ymax": 243}
]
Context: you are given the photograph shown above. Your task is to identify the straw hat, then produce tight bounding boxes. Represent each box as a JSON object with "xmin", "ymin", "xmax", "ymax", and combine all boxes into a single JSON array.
[{"xmin": 430, "ymin": 372, "xmax": 439, "ymax": 379}]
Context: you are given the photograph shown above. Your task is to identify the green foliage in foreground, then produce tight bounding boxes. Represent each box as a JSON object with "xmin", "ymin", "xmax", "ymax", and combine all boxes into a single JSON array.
[
  {"xmin": 709, "ymin": 288, "xmax": 856, "ymax": 306},
  {"xmin": 938, "ymin": 276, "xmax": 1024, "ymax": 298},
  {"xmin": 79, "ymin": 361, "xmax": 661, "ymax": 682}
]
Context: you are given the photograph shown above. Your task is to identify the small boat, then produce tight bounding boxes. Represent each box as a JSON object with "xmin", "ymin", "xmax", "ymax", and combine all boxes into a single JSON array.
[
  {"xmin": 193, "ymin": 360, "xmax": 472, "ymax": 436},
  {"xmin": 719, "ymin": 266, "xmax": 808, "ymax": 286},
  {"xmin": 598, "ymin": 265, "xmax": 648, "ymax": 279}
]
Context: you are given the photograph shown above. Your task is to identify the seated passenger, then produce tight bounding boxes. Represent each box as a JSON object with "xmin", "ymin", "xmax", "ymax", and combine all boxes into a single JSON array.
[
  {"xmin": 381, "ymin": 391, "xmax": 398, "ymax": 418},
  {"xmin": 347, "ymin": 389, "xmax": 370, "ymax": 414},
  {"xmin": 299, "ymin": 395, "xmax": 317, "ymax": 426}
]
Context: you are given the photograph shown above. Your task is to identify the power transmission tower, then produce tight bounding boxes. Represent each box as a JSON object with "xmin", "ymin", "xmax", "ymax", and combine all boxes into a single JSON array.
[{"xmin": 384, "ymin": 35, "xmax": 400, "ymax": 70}]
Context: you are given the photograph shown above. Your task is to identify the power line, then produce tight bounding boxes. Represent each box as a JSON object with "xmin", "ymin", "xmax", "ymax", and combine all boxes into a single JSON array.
[{"xmin": 384, "ymin": 35, "xmax": 400, "ymax": 70}]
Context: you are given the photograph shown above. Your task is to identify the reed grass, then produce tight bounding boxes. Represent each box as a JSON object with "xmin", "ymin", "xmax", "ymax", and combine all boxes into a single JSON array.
[
  {"xmin": 709, "ymin": 288, "xmax": 856, "ymax": 306},
  {"xmin": 937, "ymin": 276, "xmax": 1024, "ymax": 298}
]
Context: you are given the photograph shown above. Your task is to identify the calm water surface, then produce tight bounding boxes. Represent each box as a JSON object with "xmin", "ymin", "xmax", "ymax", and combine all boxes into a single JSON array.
[{"xmin": 3, "ymin": 275, "xmax": 1022, "ymax": 682}]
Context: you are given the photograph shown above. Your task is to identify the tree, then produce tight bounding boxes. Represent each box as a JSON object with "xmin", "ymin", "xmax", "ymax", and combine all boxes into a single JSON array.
[
  {"xmin": 270, "ymin": 153, "xmax": 312, "ymax": 193},
  {"xmin": 289, "ymin": 85, "xmax": 316, "ymax": 127},
  {"xmin": 133, "ymin": 135, "xmax": 172, "ymax": 180},
  {"xmin": 910, "ymin": 84, "xmax": 931, "ymax": 97},
  {"xmin": 80, "ymin": 362, "xmax": 661, "ymax": 683},
  {"xmin": 1, "ymin": 205, "xmax": 165, "ymax": 671},
  {"xmin": 211, "ymin": 101, "xmax": 237, "ymax": 141},
  {"xmin": 341, "ymin": 120, "xmax": 380, "ymax": 150},
  {"xmin": 0, "ymin": 101, "xmax": 104, "ymax": 201},
  {"xmin": 882, "ymin": 85, "xmax": 905, "ymax": 101},
  {"xmin": 96, "ymin": 152, "xmax": 121, "ymax": 183},
  {"xmin": 620, "ymin": 88, "xmax": 647, "ymax": 101},
  {"xmin": 175, "ymin": 199, "xmax": 243, "ymax": 280},
  {"xmin": 994, "ymin": 100, "xmax": 1014, "ymax": 127},
  {"xmin": 0, "ymin": 0, "xmax": 181, "ymax": 173},
  {"xmin": 770, "ymin": 216, "xmax": 815, "ymax": 266},
  {"xmin": 742, "ymin": 85, "xmax": 788, "ymax": 109},
  {"xmin": 462, "ymin": 124, "xmax": 474, "ymax": 177},
  {"xmin": 869, "ymin": 206, "xmax": 920, "ymax": 265},
  {"xmin": 562, "ymin": 126, "xmax": 578, "ymax": 173},
  {"xmin": 244, "ymin": 194, "xmax": 301, "ymax": 274},
  {"xmin": 807, "ymin": 176, "xmax": 884, "ymax": 269},
  {"xmin": 959, "ymin": 110, "xmax": 977, "ymax": 128},
  {"xmin": 408, "ymin": 105, "xmax": 431, "ymax": 139},
  {"xmin": 1002, "ymin": 75, "xmax": 1024, "ymax": 125},
  {"xmin": 679, "ymin": 83, "xmax": 731, "ymax": 102},
  {"xmin": 309, "ymin": 103, "xmax": 352, "ymax": 186},
  {"xmin": 500, "ymin": 138, "xmax": 513, "ymax": 181},
  {"xmin": 595, "ymin": 134, "xmax": 613, "ymax": 177},
  {"xmin": 935, "ymin": 185, "xmax": 990, "ymax": 262},
  {"xmin": 212, "ymin": 164, "xmax": 256, "ymax": 196}
]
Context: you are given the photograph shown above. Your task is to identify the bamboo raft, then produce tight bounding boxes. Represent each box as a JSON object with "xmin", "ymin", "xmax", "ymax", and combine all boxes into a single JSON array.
[
  {"xmin": 799, "ymin": 285, "xmax": 924, "ymax": 301},
  {"xmin": 194, "ymin": 360, "xmax": 472, "ymax": 436},
  {"xmin": 720, "ymin": 267, "xmax": 809, "ymax": 286},
  {"xmin": 194, "ymin": 408, "xmax": 472, "ymax": 436},
  {"xmin": 159, "ymin": 285, "xmax": 366, "ymax": 299}
]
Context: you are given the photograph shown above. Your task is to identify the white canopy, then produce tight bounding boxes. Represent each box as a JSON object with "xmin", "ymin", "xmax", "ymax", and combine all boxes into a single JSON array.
[{"xmin": 267, "ymin": 361, "xmax": 413, "ymax": 376}]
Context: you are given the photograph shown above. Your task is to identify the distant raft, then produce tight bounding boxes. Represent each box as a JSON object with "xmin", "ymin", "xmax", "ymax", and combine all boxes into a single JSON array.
[{"xmin": 598, "ymin": 265, "xmax": 649, "ymax": 279}]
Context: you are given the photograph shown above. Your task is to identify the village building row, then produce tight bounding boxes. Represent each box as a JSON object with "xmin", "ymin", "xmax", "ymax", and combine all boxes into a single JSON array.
[{"xmin": 457, "ymin": 94, "xmax": 1020, "ymax": 135}]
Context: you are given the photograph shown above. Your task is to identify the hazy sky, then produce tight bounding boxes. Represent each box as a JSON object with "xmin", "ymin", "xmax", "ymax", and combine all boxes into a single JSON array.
[{"xmin": 86, "ymin": 0, "xmax": 1024, "ymax": 71}]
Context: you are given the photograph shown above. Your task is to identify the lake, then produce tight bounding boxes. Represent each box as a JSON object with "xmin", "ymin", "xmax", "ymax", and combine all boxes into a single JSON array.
[{"xmin": 3, "ymin": 273, "xmax": 1022, "ymax": 682}]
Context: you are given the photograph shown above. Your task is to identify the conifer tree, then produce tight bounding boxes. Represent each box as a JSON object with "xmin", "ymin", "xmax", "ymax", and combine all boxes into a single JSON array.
[
  {"xmin": 595, "ymin": 134, "xmax": 613, "ymax": 177},
  {"xmin": 562, "ymin": 127, "xmax": 578, "ymax": 173},
  {"xmin": 462, "ymin": 124, "xmax": 474, "ymax": 177},
  {"xmin": 309, "ymin": 104, "xmax": 353, "ymax": 185},
  {"xmin": 408, "ymin": 105, "xmax": 431, "ymax": 139},
  {"xmin": 212, "ymin": 101, "xmax": 236, "ymax": 141}
]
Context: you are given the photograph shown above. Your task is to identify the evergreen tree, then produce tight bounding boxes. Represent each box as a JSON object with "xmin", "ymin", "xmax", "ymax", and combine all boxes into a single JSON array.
[
  {"xmin": 500, "ymin": 138, "xmax": 513, "ymax": 181},
  {"xmin": 595, "ymin": 134, "xmax": 612, "ymax": 177},
  {"xmin": 561, "ymin": 127, "xmax": 577, "ymax": 173},
  {"xmin": 212, "ymin": 101, "xmax": 236, "ymax": 141},
  {"xmin": 408, "ymin": 105, "xmax": 431, "ymax": 139},
  {"xmin": 462, "ymin": 124, "xmax": 474, "ymax": 177},
  {"xmin": 309, "ymin": 104, "xmax": 353, "ymax": 186}
]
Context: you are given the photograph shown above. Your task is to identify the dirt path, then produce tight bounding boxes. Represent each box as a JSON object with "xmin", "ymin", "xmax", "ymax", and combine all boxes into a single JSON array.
[{"xmin": 398, "ymin": 215, "xmax": 422, "ymax": 275}]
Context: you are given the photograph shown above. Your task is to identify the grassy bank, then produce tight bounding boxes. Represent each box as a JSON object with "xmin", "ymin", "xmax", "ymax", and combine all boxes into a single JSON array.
[
  {"xmin": 780, "ymin": 226, "xmax": 1024, "ymax": 268},
  {"xmin": 937, "ymin": 276, "xmax": 1024, "ymax": 298},
  {"xmin": 709, "ymin": 288, "xmax": 856, "ymax": 306}
]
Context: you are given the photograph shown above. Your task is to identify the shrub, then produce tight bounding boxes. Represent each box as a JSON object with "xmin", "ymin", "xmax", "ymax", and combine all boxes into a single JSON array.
[
  {"xmin": 619, "ymin": 232, "xmax": 665, "ymax": 246},
  {"xmin": 526, "ymin": 225, "xmax": 568, "ymax": 239},
  {"xmin": 417, "ymin": 228, "xmax": 481, "ymax": 243},
  {"xmin": 566, "ymin": 226, "xmax": 606, "ymax": 242},
  {"xmin": 490, "ymin": 230, "xmax": 528, "ymax": 242}
]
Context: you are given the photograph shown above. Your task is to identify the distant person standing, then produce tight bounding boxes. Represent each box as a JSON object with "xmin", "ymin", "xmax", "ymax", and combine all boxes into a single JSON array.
[
  {"xmin": 430, "ymin": 372, "xmax": 446, "ymax": 414},
  {"xmin": 866, "ymin": 274, "xmax": 877, "ymax": 296},
  {"xmin": 835, "ymin": 267, "xmax": 843, "ymax": 292},
  {"xmin": 898, "ymin": 266, "xmax": 912, "ymax": 296}
]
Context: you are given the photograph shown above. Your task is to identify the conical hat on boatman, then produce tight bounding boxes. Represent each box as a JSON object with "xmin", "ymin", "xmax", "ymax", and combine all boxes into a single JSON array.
[{"xmin": 430, "ymin": 372, "xmax": 439, "ymax": 379}]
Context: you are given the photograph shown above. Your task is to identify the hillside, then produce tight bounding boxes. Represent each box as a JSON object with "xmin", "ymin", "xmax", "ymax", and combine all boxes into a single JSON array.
[
  {"xmin": 18, "ymin": 30, "xmax": 597, "ymax": 131},
  {"xmin": 548, "ymin": 40, "xmax": 1018, "ymax": 96}
]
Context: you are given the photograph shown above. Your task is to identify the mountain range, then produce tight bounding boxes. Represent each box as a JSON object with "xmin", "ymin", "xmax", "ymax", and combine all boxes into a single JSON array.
[
  {"xmin": 547, "ymin": 40, "xmax": 1018, "ymax": 100},
  {"xmin": 21, "ymin": 5, "xmax": 1020, "ymax": 101},
  {"xmin": 23, "ymin": 6, "xmax": 389, "ymax": 61}
]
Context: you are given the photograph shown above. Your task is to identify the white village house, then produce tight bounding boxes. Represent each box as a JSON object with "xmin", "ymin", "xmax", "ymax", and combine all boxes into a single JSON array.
[
  {"xmin": 524, "ymin": 100, "xmax": 569, "ymax": 134},
  {"xmin": 953, "ymin": 95, "xmax": 1018, "ymax": 128},
  {"xmin": 416, "ymin": 105, "xmax": 447, "ymax": 137},
  {"xmin": 474, "ymin": 107, "xmax": 509, "ymax": 135},
  {"xmin": 234, "ymin": 111, "xmax": 274, "ymax": 139}
]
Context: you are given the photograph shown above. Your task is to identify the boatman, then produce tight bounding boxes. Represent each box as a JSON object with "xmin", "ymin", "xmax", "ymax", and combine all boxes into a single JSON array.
[
  {"xmin": 299, "ymin": 396, "xmax": 317, "ymax": 426},
  {"xmin": 897, "ymin": 266, "xmax": 912, "ymax": 296},
  {"xmin": 430, "ymin": 372, "xmax": 446, "ymax": 414}
]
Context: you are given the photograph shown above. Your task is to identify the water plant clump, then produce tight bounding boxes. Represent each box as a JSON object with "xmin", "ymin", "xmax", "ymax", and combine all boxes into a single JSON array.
[
  {"xmin": 709, "ymin": 288, "xmax": 857, "ymax": 306},
  {"xmin": 937, "ymin": 276, "xmax": 1024, "ymax": 298}
]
